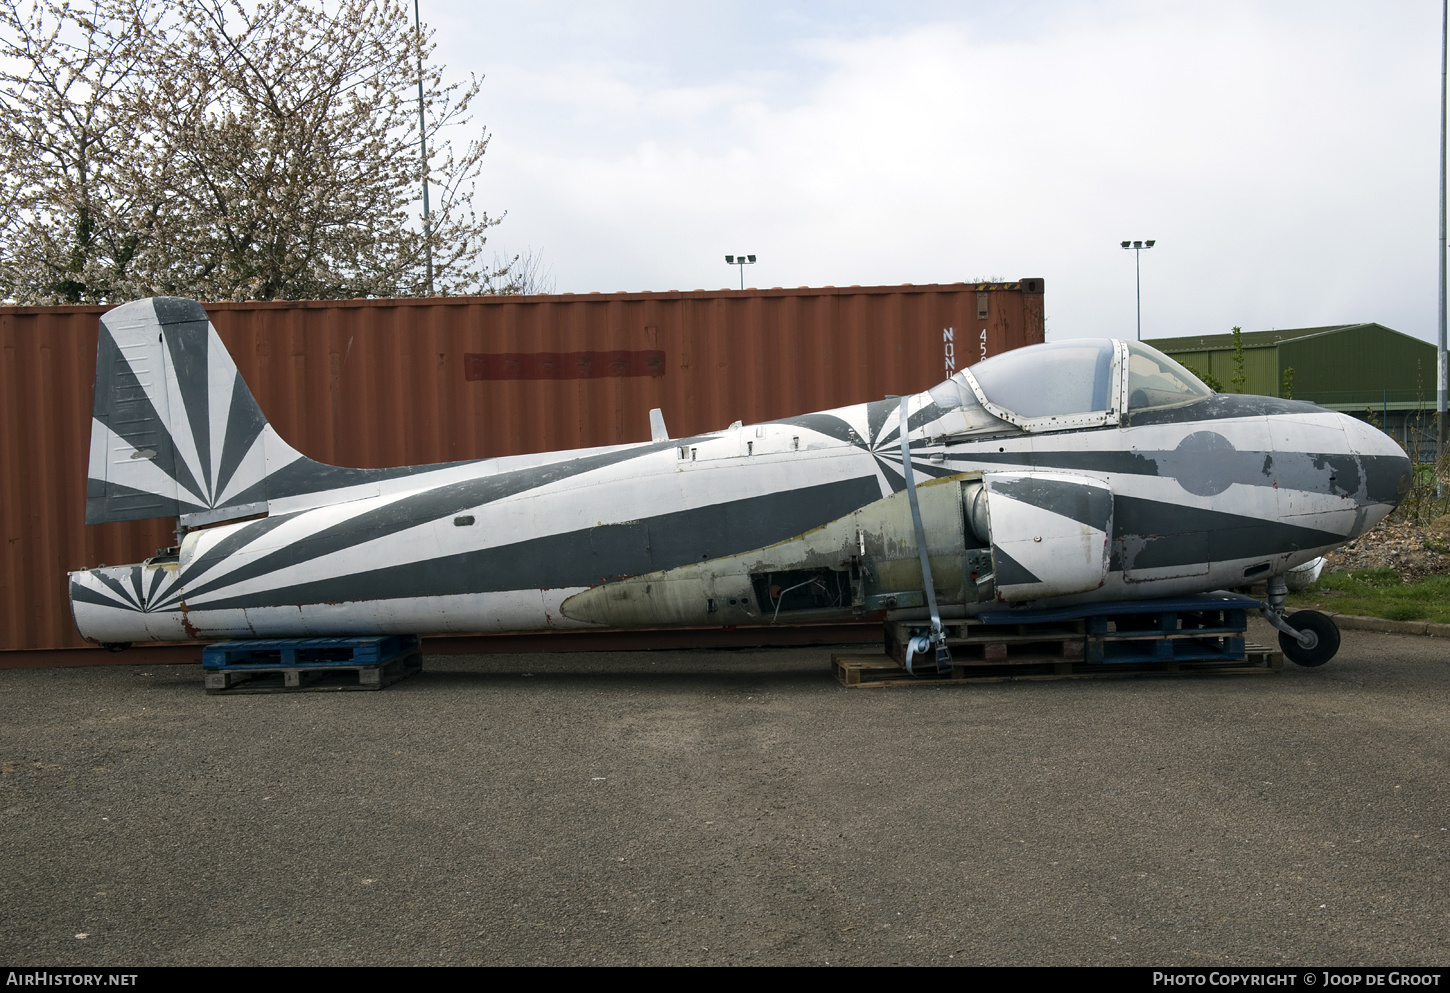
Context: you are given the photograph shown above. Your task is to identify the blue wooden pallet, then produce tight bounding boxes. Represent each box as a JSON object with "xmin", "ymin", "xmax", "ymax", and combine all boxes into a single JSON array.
[
  {"xmin": 1082, "ymin": 599, "xmax": 1249, "ymax": 664},
  {"xmin": 204, "ymin": 649, "xmax": 422, "ymax": 693},
  {"xmin": 976, "ymin": 593, "xmax": 1257, "ymax": 664},
  {"xmin": 975, "ymin": 593, "xmax": 1260, "ymax": 627},
  {"xmin": 202, "ymin": 634, "xmax": 420, "ymax": 670},
  {"xmin": 1087, "ymin": 633, "xmax": 1247, "ymax": 664}
]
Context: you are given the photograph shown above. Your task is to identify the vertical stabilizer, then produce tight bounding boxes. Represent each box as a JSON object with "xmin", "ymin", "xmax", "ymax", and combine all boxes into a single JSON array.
[{"xmin": 86, "ymin": 297, "xmax": 302, "ymax": 525}]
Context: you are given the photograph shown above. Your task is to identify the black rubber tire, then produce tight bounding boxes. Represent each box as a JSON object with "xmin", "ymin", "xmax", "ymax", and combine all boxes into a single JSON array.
[{"xmin": 1278, "ymin": 610, "xmax": 1340, "ymax": 667}]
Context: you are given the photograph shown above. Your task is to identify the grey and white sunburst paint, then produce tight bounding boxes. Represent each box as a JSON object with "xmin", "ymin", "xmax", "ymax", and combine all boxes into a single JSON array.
[
  {"xmin": 86, "ymin": 297, "xmax": 299, "ymax": 526},
  {"xmin": 71, "ymin": 299, "xmax": 1413, "ymax": 651}
]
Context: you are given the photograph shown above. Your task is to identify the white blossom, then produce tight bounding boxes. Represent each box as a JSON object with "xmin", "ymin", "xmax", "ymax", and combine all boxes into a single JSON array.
[{"xmin": 0, "ymin": 0, "xmax": 507, "ymax": 302}]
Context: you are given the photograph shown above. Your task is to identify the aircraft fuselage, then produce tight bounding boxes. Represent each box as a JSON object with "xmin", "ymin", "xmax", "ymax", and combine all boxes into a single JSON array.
[{"xmin": 71, "ymin": 386, "xmax": 1409, "ymax": 644}]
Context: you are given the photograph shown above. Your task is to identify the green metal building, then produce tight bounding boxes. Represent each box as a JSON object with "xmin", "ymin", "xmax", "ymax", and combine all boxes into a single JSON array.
[{"xmin": 1144, "ymin": 324, "xmax": 1439, "ymax": 462}]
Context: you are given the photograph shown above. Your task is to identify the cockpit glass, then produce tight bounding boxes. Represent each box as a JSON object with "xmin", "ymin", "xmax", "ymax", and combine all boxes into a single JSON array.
[
  {"xmin": 1125, "ymin": 341, "xmax": 1213, "ymax": 410},
  {"xmin": 967, "ymin": 339, "xmax": 1113, "ymax": 418},
  {"xmin": 926, "ymin": 375, "xmax": 974, "ymax": 411}
]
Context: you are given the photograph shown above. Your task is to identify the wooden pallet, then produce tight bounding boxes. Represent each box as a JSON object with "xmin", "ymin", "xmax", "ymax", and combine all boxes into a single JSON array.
[
  {"xmin": 204, "ymin": 649, "xmax": 423, "ymax": 693},
  {"xmin": 834, "ymin": 644, "xmax": 1282, "ymax": 688},
  {"xmin": 202, "ymin": 634, "xmax": 419, "ymax": 668}
]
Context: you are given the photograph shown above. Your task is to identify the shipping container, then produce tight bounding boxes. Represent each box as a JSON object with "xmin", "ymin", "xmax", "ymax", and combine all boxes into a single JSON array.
[{"xmin": 1, "ymin": 280, "xmax": 1045, "ymax": 657}]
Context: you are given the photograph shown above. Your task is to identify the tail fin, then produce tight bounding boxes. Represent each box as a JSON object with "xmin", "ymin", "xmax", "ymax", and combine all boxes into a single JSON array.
[{"xmin": 86, "ymin": 297, "xmax": 303, "ymax": 526}]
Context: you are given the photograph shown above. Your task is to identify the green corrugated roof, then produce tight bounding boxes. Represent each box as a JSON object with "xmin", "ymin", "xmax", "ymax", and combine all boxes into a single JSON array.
[
  {"xmin": 1146, "ymin": 324, "xmax": 1377, "ymax": 352},
  {"xmin": 1142, "ymin": 322, "xmax": 1438, "ymax": 409}
]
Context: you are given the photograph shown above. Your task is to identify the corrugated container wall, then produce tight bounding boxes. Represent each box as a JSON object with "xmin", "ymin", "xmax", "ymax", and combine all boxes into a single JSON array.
[{"xmin": 2, "ymin": 280, "xmax": 1044, "ymax": 653}]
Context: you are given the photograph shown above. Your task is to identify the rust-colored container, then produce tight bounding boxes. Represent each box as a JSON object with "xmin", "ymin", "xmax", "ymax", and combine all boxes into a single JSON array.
[{"xmin": 1, "ymin": 280, "xmax": 1044, "ymax": 655}]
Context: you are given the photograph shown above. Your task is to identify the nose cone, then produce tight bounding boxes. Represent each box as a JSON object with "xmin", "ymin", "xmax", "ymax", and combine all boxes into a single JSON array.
[{"xmin": 1339, "ymin": 414, "xmax": 1412, "ymax": 509}]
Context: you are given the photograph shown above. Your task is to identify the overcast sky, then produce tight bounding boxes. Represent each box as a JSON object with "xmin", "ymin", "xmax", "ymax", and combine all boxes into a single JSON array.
[{"xmin": 425, "ymin": 1, "xmax": 1443, "ymax": 344}]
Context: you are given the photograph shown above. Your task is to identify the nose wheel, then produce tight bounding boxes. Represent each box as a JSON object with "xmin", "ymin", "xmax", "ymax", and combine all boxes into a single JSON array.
[
  {"xmin": 1275, "ymin": 609, "xmax": 1340, "ymax": 667},
  {"xmin": 1261, "ymin": 575, "xmax": 1341, "ymax": 668}
]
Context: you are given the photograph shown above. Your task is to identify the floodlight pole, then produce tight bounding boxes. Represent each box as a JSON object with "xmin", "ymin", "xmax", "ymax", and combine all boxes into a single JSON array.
[
  {"xmin": 725, "ymin": 254, "xmax": 757, "ymax": 290},
  {"xmin": 1439, "ymin": 0, "xmax": 1447, "ymax": 464},
  {"xmin": 1121, "ymin": 239, "xmax": 1155, "ymax": 341},
  {"xmin": 416, "ymin": 0, "xmax": 434, "ymax": 296}
]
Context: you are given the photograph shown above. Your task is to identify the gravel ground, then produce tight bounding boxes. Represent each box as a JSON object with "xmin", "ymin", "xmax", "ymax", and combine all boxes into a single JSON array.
[{"xmin": 2, "ymin": 620, "xmax": 1448, "ymax": 967}]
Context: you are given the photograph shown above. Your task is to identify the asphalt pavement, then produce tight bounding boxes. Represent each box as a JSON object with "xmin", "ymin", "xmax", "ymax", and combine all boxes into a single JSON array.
[{"xmin": 2, "ymin": 620, "xmax": 1447, "ymax": 966}]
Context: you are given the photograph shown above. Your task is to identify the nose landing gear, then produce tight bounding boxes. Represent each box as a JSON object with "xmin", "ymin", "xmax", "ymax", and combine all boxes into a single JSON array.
[
  {"xmin": 1274, "ymin": 609, "xmax": 1341, "ymax": 667},
  {"xmin": 1260, "ymin": 575, "xmax": 1341, "ymax": 667}
]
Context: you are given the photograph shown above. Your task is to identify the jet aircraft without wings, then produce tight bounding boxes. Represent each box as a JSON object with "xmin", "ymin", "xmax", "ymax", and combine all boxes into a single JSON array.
[{"xmin": 70, "ymin": 298, "xmax": 1412, "ymax": 667}]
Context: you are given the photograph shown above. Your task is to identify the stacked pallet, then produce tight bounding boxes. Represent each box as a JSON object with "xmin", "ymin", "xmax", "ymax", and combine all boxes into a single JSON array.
[
  {"xmin": 202, "ymin": 634, "xmax": 422, "ymax": 693},
  {"xmin": 840, "ymin": 595, "xmax": 1282, "ymax": 687}
]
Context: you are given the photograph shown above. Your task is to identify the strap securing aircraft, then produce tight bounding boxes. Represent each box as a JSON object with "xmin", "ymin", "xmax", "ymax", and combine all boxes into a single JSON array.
[{"xmin": 898, "ymin": 397, "xmax": 953, "ymax": 675}]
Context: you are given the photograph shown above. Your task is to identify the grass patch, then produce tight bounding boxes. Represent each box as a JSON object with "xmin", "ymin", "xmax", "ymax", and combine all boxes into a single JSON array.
[{"xmin": 1288, "ymin": 569, "xmax": 1450, "ymax": 625}]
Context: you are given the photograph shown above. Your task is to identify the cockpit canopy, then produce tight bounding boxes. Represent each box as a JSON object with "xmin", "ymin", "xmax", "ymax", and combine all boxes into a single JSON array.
[
  {"xmin": 971, "ymin": 340, "xmax": 1116, "ymax": 421},
  {"xmin": 933, "ymin": 338, "xmax": 1212, "ymax": 435},
  {"xmin": 1122, "ymin": 340, "xmax": 1214, "ymax": 411}
]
